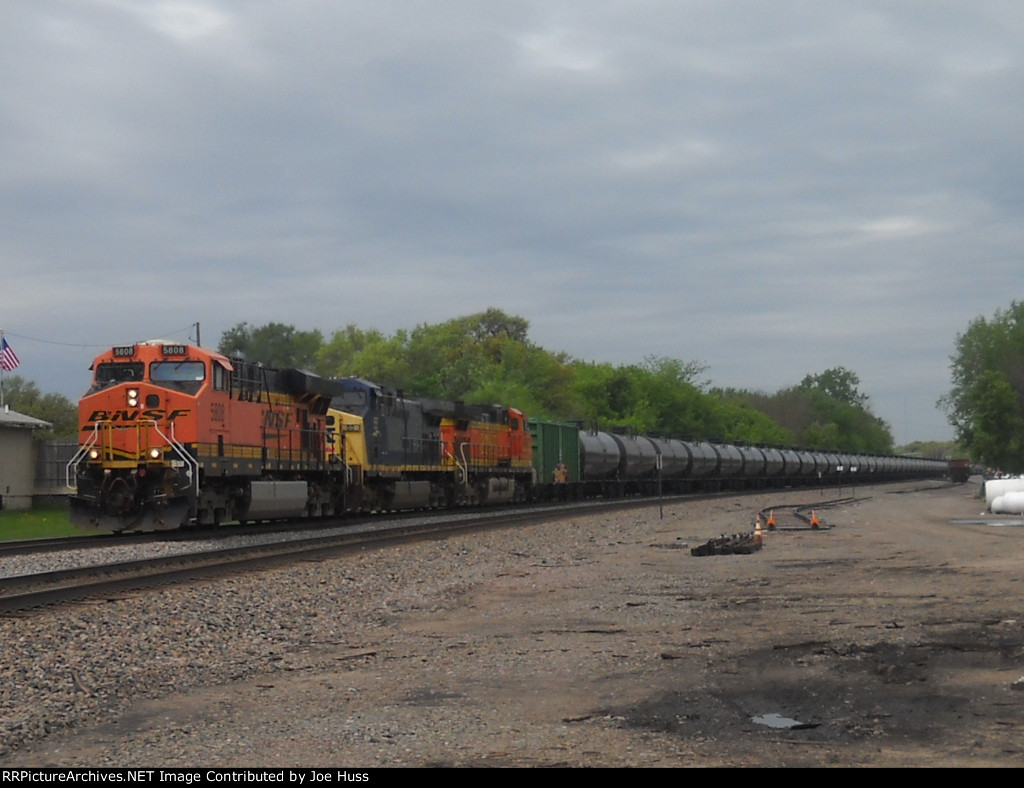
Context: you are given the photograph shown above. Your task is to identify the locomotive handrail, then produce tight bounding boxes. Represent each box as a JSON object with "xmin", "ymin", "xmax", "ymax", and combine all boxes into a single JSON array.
[
  {"xmin": 457, "ymin": 439, "xmax": 505, "ymax": 469},
  {"xmin": 149, "ymin": 419, "xmax": 200, "ymax": 505},
  {"xmin": 65, "ymin": 423, "xmax": 101, "ymax": 490},
  {"xmin": 454, "ymin": 442, "xmax": 469, "ymax": 485}
]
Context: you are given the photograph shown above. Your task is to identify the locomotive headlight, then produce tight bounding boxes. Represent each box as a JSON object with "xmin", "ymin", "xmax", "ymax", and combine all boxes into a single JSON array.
[
  {"xmin": 127, "ymin": 388, "xmax": 140, "ymax": 407},
  {"xmin": 89, "ymin": 449, "xmax": 100, "ymax": 460},
  {"xmin": 148, "ymin": 448, "xmax": 161, "ymax": 460}
]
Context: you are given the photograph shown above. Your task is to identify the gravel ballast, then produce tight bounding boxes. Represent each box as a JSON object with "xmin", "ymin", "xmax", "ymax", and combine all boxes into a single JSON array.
[{"xmin": 3, "ymin": 480, "xmax": 1023, "ymax": 767}]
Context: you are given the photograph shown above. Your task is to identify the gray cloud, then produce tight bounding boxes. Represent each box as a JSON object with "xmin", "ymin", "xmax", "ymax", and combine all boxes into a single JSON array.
[{"xmin": 3, "ymin": 1, "xmax": 1020, "ymax": 442}]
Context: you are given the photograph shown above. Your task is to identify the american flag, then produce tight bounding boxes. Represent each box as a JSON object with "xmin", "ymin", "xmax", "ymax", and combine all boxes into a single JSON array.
[{"xmin": 0, "ymin": 337, "xmax": 20, "ymax": 371}]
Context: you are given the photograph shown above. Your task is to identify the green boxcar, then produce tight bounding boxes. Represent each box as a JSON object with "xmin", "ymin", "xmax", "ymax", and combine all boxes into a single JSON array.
[{"xmin": 528, "ymin": 418, "xmax": 581, "ymax": 497}]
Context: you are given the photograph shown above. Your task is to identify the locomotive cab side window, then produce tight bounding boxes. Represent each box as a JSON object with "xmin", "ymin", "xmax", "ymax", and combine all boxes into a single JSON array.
[{"xmin": 213, "ymin": 361, "xmax": 230, "ymax": 392}]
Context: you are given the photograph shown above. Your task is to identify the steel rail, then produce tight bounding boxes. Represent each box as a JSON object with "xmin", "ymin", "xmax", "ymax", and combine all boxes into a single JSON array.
[{"xmin": 0, "ymin": 497, "xmax": 678, "ymax": 614}]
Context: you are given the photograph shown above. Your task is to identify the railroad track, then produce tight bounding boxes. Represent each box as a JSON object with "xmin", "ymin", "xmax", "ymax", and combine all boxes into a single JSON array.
[
  {"xmin": 3, "ymin": 481, "xmax": 957, "ymax": 614},
  {"xmin": 0, "ymin": 513, "xmax": 403, "ymax": 558},
  {"xmin": 755, "ymin": 481, "xmax": 966, "ymax": 530},
  {"xmin": 0, "ymin": 496, "xmax": 689, "ymax": 614},
  {"xmin": 755, "ymin": 496, "xmax": 868, "ymax": 530},
  {"xmin": 0, "ymin": 532, "xmax": 167, "ymax": 557}
]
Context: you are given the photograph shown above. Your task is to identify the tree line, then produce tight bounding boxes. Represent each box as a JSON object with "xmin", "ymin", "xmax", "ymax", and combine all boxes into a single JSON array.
[
  {"xmin": 15, "ymin": 302, "xmax": 1019, "ymax": 467},
  {"xmin": 218, "ymin": 308, "xmax": 899, "ymax": 453}
]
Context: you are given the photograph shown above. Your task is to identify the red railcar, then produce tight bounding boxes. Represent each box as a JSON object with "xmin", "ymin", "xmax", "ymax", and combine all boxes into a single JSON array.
[{"xmin": 948, "ymin": 458, "xmax": 971, "ymax": 483}]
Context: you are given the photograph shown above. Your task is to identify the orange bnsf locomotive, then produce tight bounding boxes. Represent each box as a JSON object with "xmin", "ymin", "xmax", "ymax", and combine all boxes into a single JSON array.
[
  {"xmin": 67, "ymin": 341, "xmax": 534, "ymax": 531},
  {"xmin": 68, "ymin": 341, "xmax": 341, "ymax": 530}
]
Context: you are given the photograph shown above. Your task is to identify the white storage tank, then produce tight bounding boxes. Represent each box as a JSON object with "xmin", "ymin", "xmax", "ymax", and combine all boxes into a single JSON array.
[
  {"xmin": 984, "ymin": 478, "xmax": 1024, "ymax": 510},
  {"xmin": 991, "ymin": 491, "xmax": 1024, "ymax": 514}
]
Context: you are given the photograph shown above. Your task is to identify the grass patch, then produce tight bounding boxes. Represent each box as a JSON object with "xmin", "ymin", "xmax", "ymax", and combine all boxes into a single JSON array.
[{"xmin": 0, "ymin": 507, "xmax": 79, "ymax": 541}]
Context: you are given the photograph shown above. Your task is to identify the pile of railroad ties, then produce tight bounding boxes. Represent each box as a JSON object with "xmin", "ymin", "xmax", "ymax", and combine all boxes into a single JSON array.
[{"xmin": 690, "ymin": 509, "xmax": 822, "ymax": 556}]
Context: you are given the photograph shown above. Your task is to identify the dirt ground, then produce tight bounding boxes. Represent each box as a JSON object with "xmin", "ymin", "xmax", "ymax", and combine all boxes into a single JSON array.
[{"xmin": 10, "ymin": 478, "xmax": 1024, "ymax": 767}]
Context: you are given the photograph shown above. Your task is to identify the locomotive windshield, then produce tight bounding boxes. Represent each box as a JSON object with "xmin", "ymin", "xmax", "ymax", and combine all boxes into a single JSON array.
[
  {"xmin": 333, "ymin": 389, "xmax": 368, "ymax": 416},
  {"xmin": 150, "ymin": 360, "xmax": 206, "ymax": 394},
  {"xmin": 95, "ymin": 362, "xmax": 144, "ymax": 386}
]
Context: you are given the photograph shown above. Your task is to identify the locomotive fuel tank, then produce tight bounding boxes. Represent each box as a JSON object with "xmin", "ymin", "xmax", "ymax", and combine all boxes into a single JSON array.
[{"xmin": 237, "ymin": 481, "xmax": 310, "ymax": 521}]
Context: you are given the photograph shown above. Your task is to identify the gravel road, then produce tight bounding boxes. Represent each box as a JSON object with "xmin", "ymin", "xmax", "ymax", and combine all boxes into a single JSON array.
[{"xmin": 2, "ymin": 479, "xmax": 1022, "ymax": 768}]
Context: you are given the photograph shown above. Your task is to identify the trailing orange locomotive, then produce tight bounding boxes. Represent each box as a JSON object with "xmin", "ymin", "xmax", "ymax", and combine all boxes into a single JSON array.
[{"xmin": 68, "ymin": 341, "xmax": 533, "ymax": 531}]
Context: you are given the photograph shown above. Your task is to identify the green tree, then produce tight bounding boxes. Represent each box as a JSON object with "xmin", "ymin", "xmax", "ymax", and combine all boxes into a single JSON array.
[
  {"xmin": 315, "ymin": 309, "xmax": 542, "ymax": 402},
  {"xmin": 941, "ymin": 301, "xmax": 1024, "ymax": 471},
  {"xmin": 463, "ymin": 340, "xmax": 576, "ymax": 420},
  {"xmin": 316, "ymin": 324, "xmax": 410, "ymax": 384},
  {"xmin": 465, "ymin": 308, "xmax": 530, "ymax": 344},
  {"xmin": 218, "ymin": 322, "xmax": 324, "ymax": 369},
  {"xmin": 720, "ymin": 374, "xmax": 894, "ymax": 453},
  {"xmin": 800, "ymin": 367, "xmax": 868, "ymax": 407},
  {"xmin": 642, "ymin": 355, "xmax": 711, "ymax": 390},
  {"xmin": 0, "ymin": 376, "xmax": 78, "ymax": 440},
  {"xmin": 568, "ymin": 357, "xmax": 750, "ymax": 439}
]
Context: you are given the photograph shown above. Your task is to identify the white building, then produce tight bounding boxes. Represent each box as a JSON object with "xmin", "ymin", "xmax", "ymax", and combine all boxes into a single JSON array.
[{"xmin": 0, "ymin": 404, "xmax": 52, "ymax": 510}]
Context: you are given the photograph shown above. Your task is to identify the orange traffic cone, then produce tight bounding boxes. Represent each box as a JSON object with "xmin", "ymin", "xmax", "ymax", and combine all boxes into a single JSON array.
[
  {"xmin": 754, "ymin": 518, "xmax": 763, "ymax": 545},
  {"xmin": 766, "ymin": 510, "xmax": 776, "ymax": 531},
  {"xmin": 810, "ymin": 509, "xmax": 820, "ymax": 529}
]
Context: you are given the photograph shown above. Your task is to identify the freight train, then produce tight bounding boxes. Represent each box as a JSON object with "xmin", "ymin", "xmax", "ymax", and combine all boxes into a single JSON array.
[{"xmin": 66, "ymin": 341, "xmax": 950, "ymax": 532}]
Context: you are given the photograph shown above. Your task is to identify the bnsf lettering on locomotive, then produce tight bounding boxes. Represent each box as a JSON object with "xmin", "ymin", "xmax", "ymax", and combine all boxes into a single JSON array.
[
  {"xmin": 263, "ymin": 410, "xmax": 292, "ymax": 429},
  {"xmin": 86, "ymin": 408, "xmax": 191, "ymax": 422}
]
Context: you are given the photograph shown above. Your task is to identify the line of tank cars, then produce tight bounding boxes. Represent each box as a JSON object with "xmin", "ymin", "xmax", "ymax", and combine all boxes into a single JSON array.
[{"xmin": 66, "ymin": 340, "xmax": 949, "ymax": 532}]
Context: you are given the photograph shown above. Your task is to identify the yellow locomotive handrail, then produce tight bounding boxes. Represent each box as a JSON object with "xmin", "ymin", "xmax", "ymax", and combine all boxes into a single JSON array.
[
  {"xmin": 148, "ymin": 419, "xmax": 201, "ymax": 505},
  {"xmin": 65, "ymin": 423, "xmax": 101, "ymax": 490},
  {"xmin": 64, "ymin": 419, "xmax": 200, "ymax": 506}
]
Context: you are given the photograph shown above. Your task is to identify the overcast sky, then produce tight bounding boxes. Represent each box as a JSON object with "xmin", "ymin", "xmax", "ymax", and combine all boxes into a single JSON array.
[{"xmin": 2, "ymin": 1, "xmax": 1020, "ymax": 444}]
